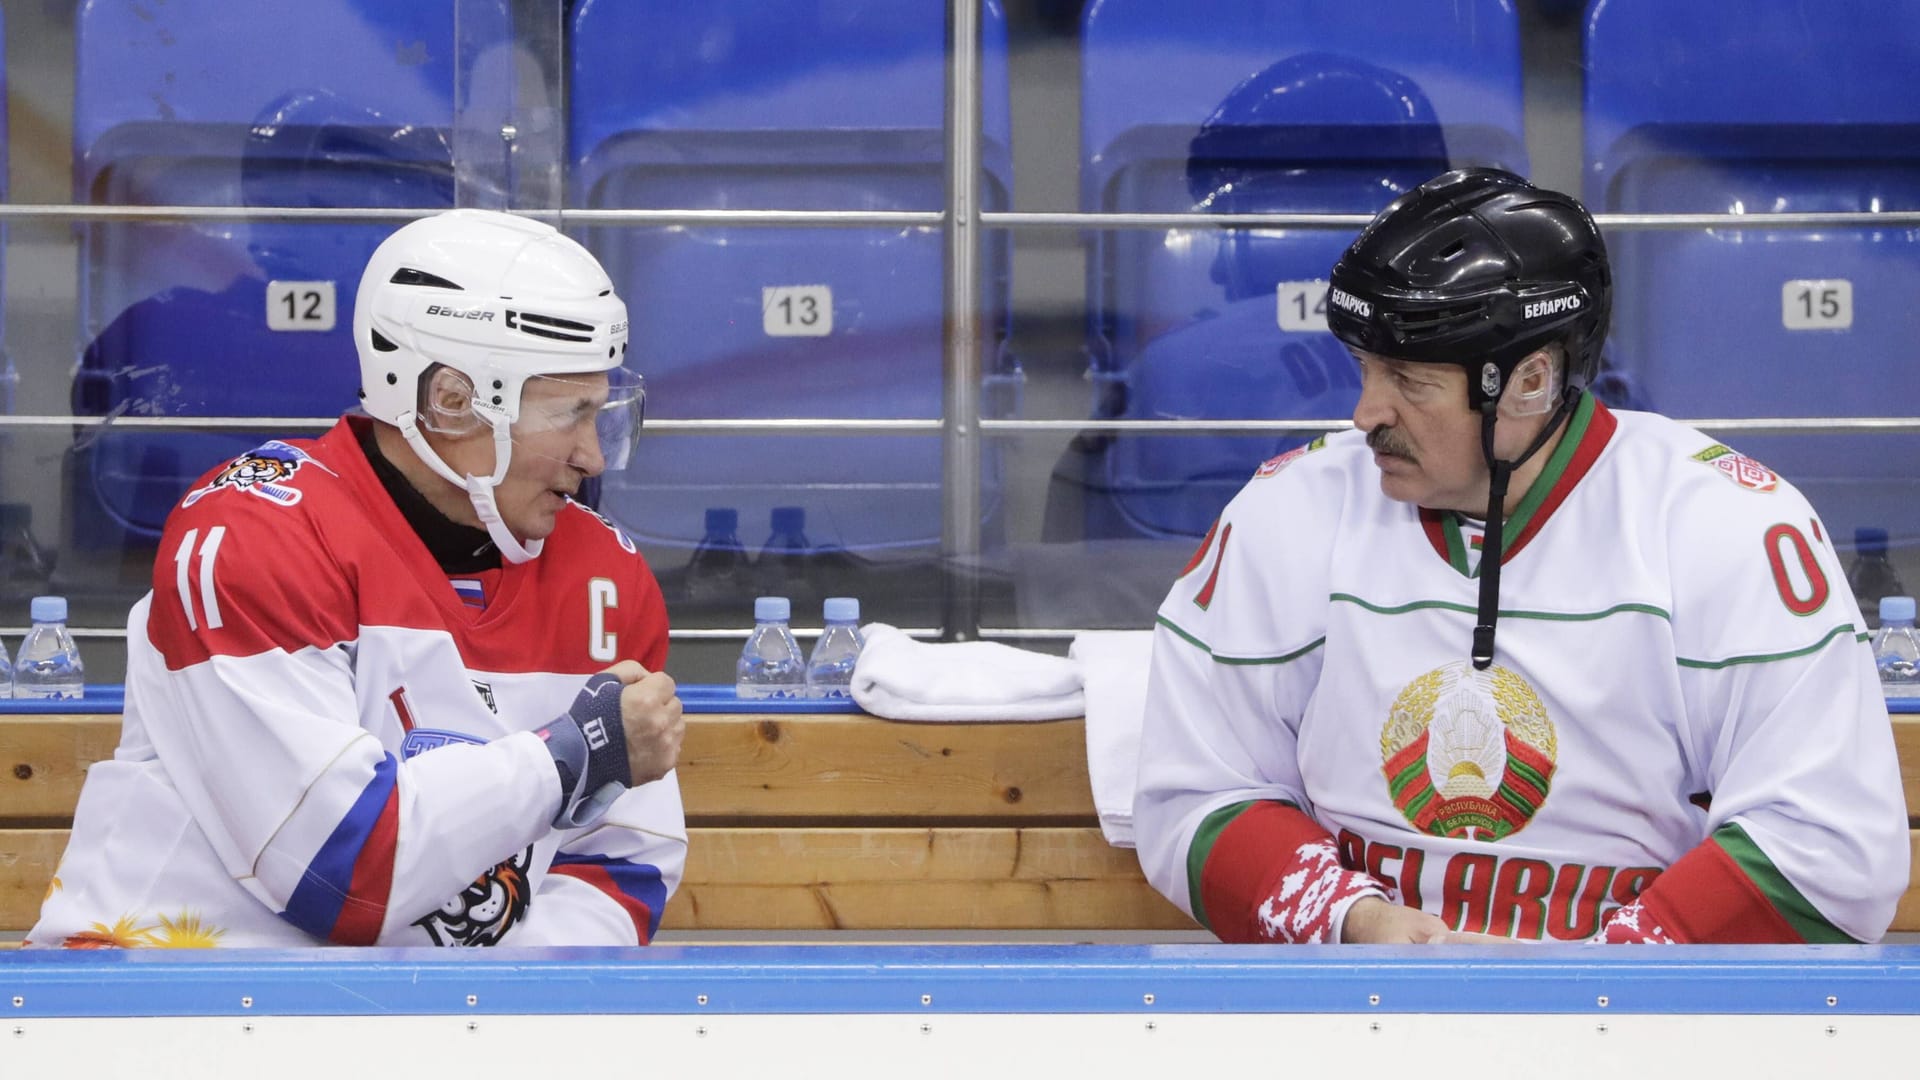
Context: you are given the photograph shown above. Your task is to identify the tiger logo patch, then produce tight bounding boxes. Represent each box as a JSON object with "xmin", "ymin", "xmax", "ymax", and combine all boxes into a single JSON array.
[{"xmin": 181, "ymin": 441, "xmax": 335, "ymax": 508}]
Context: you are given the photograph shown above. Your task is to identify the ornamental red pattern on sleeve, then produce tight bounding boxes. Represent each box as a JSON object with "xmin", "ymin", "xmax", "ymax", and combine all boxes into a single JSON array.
[
  {"xmin": 1134, "ymin": 397, "xmax": 1910, "ymax": 944},
  {"xmin": 27, "ymin": 415, "xmax": 687, "ymax": 948}
]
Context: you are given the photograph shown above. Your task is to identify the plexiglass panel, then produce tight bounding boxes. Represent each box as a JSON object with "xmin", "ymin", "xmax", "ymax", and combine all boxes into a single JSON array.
[{"xmin": 0, "ymin": 1, "xmax": 1916, "ymax": 683}]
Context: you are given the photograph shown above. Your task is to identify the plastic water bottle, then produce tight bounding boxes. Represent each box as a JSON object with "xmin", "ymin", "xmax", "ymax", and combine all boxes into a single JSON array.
[
  {"xmin": 1871, "ymin": 596, "xmax": 1920, "ymax": 701},
  {"xmin": 736, "ymin": 596, "xmax": 806, "ymax": 700},
  {"xmin": 686, "ymin": 507, "xmax": 751, "ymax": 602},
  {"xmin": 14, "ymin": 596, "xmax": 84, "ymax": 700},
  {"xmin": 1847, "ymin": 527, "xmax": 1905, "ymax": 629},
  {"xmin": 806, "ymin": 597, "xmax": 866, "ymax": 700},
  {"xmin": 0, "ymin": 632, "xmax": 13, "ymax": 699}
]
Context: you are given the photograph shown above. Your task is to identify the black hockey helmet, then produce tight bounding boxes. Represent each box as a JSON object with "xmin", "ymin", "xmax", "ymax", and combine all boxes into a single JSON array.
[{"xmin": 1325, "ymin": 167, "xmax": 1610, "ymax": 410}]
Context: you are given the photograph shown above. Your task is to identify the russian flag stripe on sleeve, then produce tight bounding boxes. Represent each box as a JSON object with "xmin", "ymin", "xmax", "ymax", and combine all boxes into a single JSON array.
[
  {"xmin": 282, "ymin": 754, "xmax": 400, "ymax": 944},
  {"xmin": 549, "ymin": 854, "xmax": 668, "ymax": 943}
]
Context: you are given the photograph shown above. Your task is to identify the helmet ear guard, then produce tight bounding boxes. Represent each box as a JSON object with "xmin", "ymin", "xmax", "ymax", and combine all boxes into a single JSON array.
[
  {"xmin": 417, "ymin": 364, "xmax": 520, "ymax": 443},
  {"xmin": 1499, "ymin": 348, "xmax": 1564, "ymax": 419}
]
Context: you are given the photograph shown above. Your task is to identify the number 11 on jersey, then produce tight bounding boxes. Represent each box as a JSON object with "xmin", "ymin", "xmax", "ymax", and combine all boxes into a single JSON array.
[{"xmin": 172, "ymin": 526, "xmax": 228, "ymax": 631}]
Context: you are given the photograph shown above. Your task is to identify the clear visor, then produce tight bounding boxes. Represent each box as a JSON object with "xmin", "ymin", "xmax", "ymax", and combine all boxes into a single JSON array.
[
  {"xmin": 509, "ymin": 365, "xmax": 648, "ymax": 472},
  {"xmin": 416, "ymin": 364, "xmax": 647, "ymax": 474}
]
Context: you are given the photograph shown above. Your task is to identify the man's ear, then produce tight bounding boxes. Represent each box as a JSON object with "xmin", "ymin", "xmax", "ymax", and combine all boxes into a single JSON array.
[
  {"xmin": 1518, "ymin": 349, "xmax": 1556, "ymax": 391},
  {"xmin": 1501, "ymin": 348, "xmax": 1561, "ymax": 418},
  {"xmin": 423, "ymin": 367, "xmax": 483, "ymax": 435}
]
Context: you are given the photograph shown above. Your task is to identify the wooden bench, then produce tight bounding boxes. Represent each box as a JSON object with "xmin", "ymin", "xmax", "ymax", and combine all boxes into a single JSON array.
[
  {"xmin": 0, "ymin": 713, "xmax": 1190, "ymax": 936},
  {"xmin": 4, "ymin": 712, "xmax": 1919, "ymax": 937}
]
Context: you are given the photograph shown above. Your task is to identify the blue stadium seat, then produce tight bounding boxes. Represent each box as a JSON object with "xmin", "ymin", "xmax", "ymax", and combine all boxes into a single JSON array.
[
  {"xmin": 1586, "ymin": 1, "xmax": 1920, "ymax": 553},
  {"xmin": 1073, "ymin": 0, "xmax": 1525, "ymax": 540},
  {"xmin": 569, "ymin": 0, "xmax": 1018, "ymax": 570},
  {"xmin": 70, "ymin": 1, "xmax": 487, "ymax": 547}
]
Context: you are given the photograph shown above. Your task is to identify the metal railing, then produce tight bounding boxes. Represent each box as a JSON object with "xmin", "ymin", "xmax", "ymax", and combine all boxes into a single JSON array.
[
  {"xmin": 8, "ymin": 203, "xmax": 1920, "ymax": 230},
  {"xmin": 8, "ymin": 416, "xmax": 1920, "ymax": 435}
]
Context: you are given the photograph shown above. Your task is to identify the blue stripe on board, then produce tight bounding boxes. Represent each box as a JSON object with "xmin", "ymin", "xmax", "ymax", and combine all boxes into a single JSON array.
[
  {"xmin": 0, "ymin": 684, "xmax": 126, "ymax": 713},
  {"xmin": 3, "ymin": 946, "xmax": 1918, "ymax": 1017},
  {"xmin": 26, "ymin": 685, "xmax": 1916, "ymax": 717},
  {"xmin": 280, "ymin": 754, "xmax": 399, "ymax": 940},
  {"xmin": 676, "ymin": 684, "xmax": 862, "ymax": 713},
  {"xmin": 0, "ymin": 685, "xmax": 862, "ymax": 715}
]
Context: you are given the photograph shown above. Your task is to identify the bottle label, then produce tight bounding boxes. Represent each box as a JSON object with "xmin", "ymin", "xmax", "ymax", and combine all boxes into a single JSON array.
[{"xmin": 736, "ymin": 684, "xmax": 807, "ymax": 701}]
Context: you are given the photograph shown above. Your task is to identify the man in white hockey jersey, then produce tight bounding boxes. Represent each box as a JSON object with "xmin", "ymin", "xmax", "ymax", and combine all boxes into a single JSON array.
[
  {"xmin": 31, "ymin": 209, "xmax": 688, "ymax": 948},
  {"xmin": 1134, "ymin": 168, "xmax": 1909, "ymax": 945}
]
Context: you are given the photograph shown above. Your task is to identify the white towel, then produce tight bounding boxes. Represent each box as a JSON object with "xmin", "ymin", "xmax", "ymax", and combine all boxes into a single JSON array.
[
  {"xmin": 1070, "ymin": 630, "xmax": 1156, "ymax": 849},
  {"xmin": 850, "ymin": 623, "xmax": 1085, "ymax": 721}
]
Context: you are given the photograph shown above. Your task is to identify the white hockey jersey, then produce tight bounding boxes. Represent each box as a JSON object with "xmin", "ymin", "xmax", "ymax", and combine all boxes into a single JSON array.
[
  {"xmin": 29, "ymin": 416, "xmax": 687, "ymax": 948},
  {"xmin": 1135, "ymin": 396, "xmax": 1909, "ymax": 942}
]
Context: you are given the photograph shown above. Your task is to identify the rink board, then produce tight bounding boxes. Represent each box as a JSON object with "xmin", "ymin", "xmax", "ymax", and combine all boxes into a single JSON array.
[{"xmin": 4, "ymin": 945, "xmax": 1919, "ymax": 1077}]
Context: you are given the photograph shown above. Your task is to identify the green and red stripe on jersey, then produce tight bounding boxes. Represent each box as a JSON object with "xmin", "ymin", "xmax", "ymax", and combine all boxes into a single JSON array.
[
  {"xmin": 1185, "ymin": 799, "xmax": 1387, "ymax": 943},
  {"xmin": 1619, "ymin": 822, "xmax": 1854, "ymax": 943},
  {"xmin": 1421, "ymin": 393, "xmax": 1619, "ymax": 576}
]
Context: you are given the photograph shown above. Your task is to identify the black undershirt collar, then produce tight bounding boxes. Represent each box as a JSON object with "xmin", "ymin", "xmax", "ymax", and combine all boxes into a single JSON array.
[{"xmin": 354, "ymin": 419, "xmax": 501, "ymax": 575}]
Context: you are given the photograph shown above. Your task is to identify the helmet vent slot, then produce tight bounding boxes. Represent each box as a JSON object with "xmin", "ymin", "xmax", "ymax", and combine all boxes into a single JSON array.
[
  {"xmin": 390, "ymin": 267, "xmax": 464, "ymax": 290},
  {"xmin": 370, "ymin": 328, "xmax": 399, "ymax": 353},
  {"xmin": 509, "ymin": 310, "xmax": 595, "ymax": 343},
  {"xmin": 1390, "ymin": 302, "xmax": 1480, "ymax": 333}
]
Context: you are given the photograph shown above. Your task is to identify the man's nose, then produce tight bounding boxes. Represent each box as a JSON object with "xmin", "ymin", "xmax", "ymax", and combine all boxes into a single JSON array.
[
  {"xmin": 572, "ymin": 425, "xmax": 606, "ymax": 477},
  {"xmin": 1352, "ymin": 373, "xmax": 1395, "ymax": 434}
]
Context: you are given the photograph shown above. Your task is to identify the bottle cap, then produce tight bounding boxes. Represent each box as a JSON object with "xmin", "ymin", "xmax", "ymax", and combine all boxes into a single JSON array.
[
  {"xmin": 824, "ymin": 597, "xmax": 859, "ymax": 622},
  {"xmin": 771, "ymin": 506, "xmax": 807, "ymax": 535},
  {"xmin": 1880, "ymin": 595, "xmax": 1916, "ymax": 623},
  {"xmin": 704, "ymin": 507, "xmax": 739, "ymax": 534},
  {"xmin": 754, "ymin": 596, "xmax": 791, "ymax": 622},
  {"xmin": 30, "ymin": 596, "xmax": 67, "ymax": 623},
  {"xmin": 1856, "ymin": 526, "xmax": 1891, "ymax": 556}
]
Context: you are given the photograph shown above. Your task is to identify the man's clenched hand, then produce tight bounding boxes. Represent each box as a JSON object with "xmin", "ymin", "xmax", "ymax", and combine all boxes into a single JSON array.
[{"xmin": 598, "ymin": 660, "xmax": 684, "ymax": 786}]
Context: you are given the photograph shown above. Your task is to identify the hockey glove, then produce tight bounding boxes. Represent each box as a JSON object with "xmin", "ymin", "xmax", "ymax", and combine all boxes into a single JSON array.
[{"xmin": 535, "ymin": 673, "xmax": 632, "ymax": 829}]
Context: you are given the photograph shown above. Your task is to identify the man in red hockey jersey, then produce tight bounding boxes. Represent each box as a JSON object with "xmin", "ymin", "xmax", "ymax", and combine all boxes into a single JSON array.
[{"xmin": 32, "ymin": 209, "xmax": 687, "ymax": 948}]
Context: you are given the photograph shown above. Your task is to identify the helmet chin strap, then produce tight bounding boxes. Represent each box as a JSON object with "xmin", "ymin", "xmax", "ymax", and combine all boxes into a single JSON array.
[
  {"xmin": 395, "ymin": 412, "xmax": 545, "ymax": 564},
  {"xmin": 1470, "ymin": 387, "xmax": 1581, "ymax": 670}
]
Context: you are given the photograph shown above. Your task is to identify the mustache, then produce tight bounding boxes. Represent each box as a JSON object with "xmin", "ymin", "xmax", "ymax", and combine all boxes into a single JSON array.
[{"xmin": 1366, "ymin": 425, "xmax": 1415, "ymax": 460}]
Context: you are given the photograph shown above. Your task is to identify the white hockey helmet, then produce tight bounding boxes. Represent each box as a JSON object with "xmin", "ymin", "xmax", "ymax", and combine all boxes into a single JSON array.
[{"xmin": 353, "ymin": 208, "xmax": 636, "ymax": 563}]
